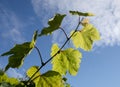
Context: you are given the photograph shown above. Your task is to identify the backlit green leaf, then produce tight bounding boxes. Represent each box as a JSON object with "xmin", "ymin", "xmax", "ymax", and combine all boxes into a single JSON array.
[
  {"xmin": 37, "ymin": 71, "xmax": 64, "ymax": 87},
  {"xmin": 0, "ymin": 73, "xmax": 7, "ymax": 82},
  {"xmin": 71, "ymin": 24, "xmax": 100, "ymax": 51},
  {"xmin": 0, "ymin": 69, "xmax": 4, "ymax": 76},
  {"xmin": 81, "ymin": 18, "xmax": 89, "ymax": 26},
  {"xmin": 51, "ymin": 44, "xmax": 82, "ymax": 76},
  {"xmin": 39, "ymin": 14, "xmax": 66, "ymax": 36},
  {"xmin": 1, "ymin": 31, "xmax": 38, "ymax": 71},
  {"xmin": 26, "ymin": 66, "xmax": 40, "ymax": 86},
  {"xmin": 27, "ymin": 66, "xmax": 40, "ymax": 80},
  {"xmin": 6, "ymin": 77, "xmax": 19, "ymax": 85},
  {"xmin": 0, "ymin": 73, "xmax": 19, "ymax": 86},
  {"xmin": 27, "ymin": 69, "xmax": 64, "ymax": 87},
  {"xmin": 69, "ymin": 10, "xmax": 94, "ymax": 16}
]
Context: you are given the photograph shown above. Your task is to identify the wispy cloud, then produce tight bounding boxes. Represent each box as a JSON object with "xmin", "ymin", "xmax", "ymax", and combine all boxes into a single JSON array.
[
  {"xmin": 7, "ymin": 68, "xmax": 24, "ymax": 78},
  {"xmin": 0, "ymin": 64, "xmax": 23, "ymax": 78},
  {"xmin": 0, "ymin": 5, "xmax": 25, "ymax": 43},
  {"xmin": 31, "ymin": 0, "xmax": 120, "ymax": 47}
]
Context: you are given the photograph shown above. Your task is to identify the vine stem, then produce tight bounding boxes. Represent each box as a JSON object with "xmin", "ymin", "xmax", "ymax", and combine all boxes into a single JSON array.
[
  {"xmin": 34, "ymin": 46, "xmax": 44, "ymax": 65},
  {"xmin": 27, "ymin": 16, "xmax": 83, "ymax": 84},
  {"xmin": 59, "ymin": 27, "xmax": 69, "ymax": 39}
]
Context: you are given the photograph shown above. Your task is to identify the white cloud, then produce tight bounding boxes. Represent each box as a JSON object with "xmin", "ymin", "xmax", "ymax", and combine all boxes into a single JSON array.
[
  {"xmin": 7, "ymin": 68, "xmax": 23, "ymax": 78},
  {"xmin": 31, "ymin": 0, "xmax": 120, "ymax": 47},
  {"xmin": 0, "ymin": 6, "xmax": 25, "ymax": 43},
  {"xmin": 0, "ymin": 64, "xmax": 23, "ymax": 78}
]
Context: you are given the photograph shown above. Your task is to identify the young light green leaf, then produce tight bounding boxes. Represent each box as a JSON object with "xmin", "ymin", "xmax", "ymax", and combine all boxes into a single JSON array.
[
  {"xmin": 51, "ymin": 44, "xmax": 82, "ymax": 76},
  {"xmin": 81, "ymin": 18, "xmax": 89, "ymax": 26},
  {"xmin": 39, "ymin": 14, "xmax": 66, "ymax": 36},
  {"xmin": 37, "ymin": 70, "xmax": 64, "ymax": 87},
  {"xmin": 26, "ymin": 66, "xmax": 40, "ymax": 86},
  {"xmin": 6, "ymin": 77, "xmax": 19, "ymax": 85},
  {"xmin": 69, "ymin": 10, "xmax": 94, "ymax": 16},
  {"xmin": 71, "ymin": 24, "xmax": 100, "ymax": 51},
  {"xmin": 0, "ymin": 73, "xmax": 7, "ymax": 82},
  {"xmin": 1, "ymin": 31, "xmax": 38, "ymax": 71},
  {"xmin": 27, "ymin": 69, "xmax": 64, "ymax": 87},
  {"xmin": 26, "ymin": 66, "xmax": 40, "ymax": 79},
  {"xmin": 0, "ymin": 73, "xmax": 19, "ymax": 86}
]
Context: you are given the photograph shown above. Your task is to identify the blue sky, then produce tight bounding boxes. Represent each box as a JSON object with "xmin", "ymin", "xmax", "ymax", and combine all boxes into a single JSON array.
[{"xmin": 0, "ymin": 0, "xmax": 120, "ymax": 87}]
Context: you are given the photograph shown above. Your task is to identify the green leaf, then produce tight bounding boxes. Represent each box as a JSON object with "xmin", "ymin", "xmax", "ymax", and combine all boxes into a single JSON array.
[
  {"xmin": 0, "ymin": 69, "xmax": 4, "ymax": 76},
  {"xmin": 37, "ymin": 71, "xmax": 64, "ymax": 87},
  {"xmin": 27, "ymin": 68, "xmax": 64, "ymax": 87},
  {"xmin": 0, "ymin": 73, "xmax": 19, "ymax": 86},
  {"xmin": 0, "ymin": 73, "xmax": 7, "ymax": 82},
  {"xmin": 27, "ymin": 66, "xmax": 40, "ymax": 79},
  {"xmin": 62, "ymin": 77, "xmax": 70, "ymax": 87},
  {"xmin": 51, "ymin": 44, "xmax": 82, "ymax": 76},
  {"xmin": 26, "ymin": 66, "xmax": 40, "ymax": 85},
  {"xmin": 81, "ymin": 18, "xmax": 89, "ymax": 26},
  {"xmin": 71, "ymin": 24, "xmax": 100, "ymax": 51},
  {"xmin": 69, "ymin": 10, "xmax": 94, "ymax": 16},
  {"xmin": 39, "ymin": 14, "xmax": 66, "ymax": 36},
  {"xmin": 65, "ymin": 83, "xmax": 70, "ymax": 87},
  {"xmin": 0, "ymin": 82, "xmax": 13, "ymax": 87},
  {"xmin": 1, "ymin": 31, "xmax": 38, "ymax": 71},
  {"xmin": 6, "ymin": 77, "xmax": 19, "ymax": 85}
]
